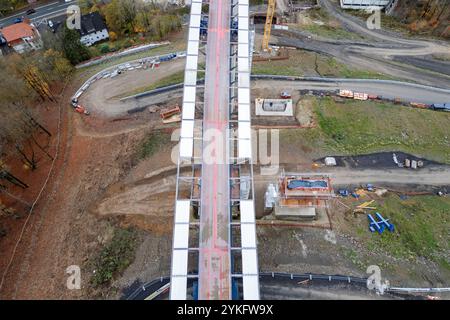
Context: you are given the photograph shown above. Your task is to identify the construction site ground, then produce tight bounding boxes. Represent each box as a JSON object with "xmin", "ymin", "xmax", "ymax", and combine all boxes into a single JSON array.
[
  {"xmin": 1, "ymin": 7, "xmax": 450, "ymax": 298},
  {"xmin": 1, "ymin": 62, "xmax": 449, "ymax": 299}
]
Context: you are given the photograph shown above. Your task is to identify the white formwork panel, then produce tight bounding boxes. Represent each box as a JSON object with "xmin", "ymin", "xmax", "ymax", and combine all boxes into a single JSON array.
[
  {"xmin": 240, "ymin": 200, "xmax": 255, "ymax": 223},
  {"xmin": 238, "ymin": 121, "xmax": 251, "ymax": 140},
  {"xmin": 186, "ymin": 55, "xmax": 198, "ymax": 70},
  {"xmin": 243, "ymin": 275, "xmax": 260, "ymax": 300},
  {"xmin": 187, "ymin": 40, "xmax": 199, "ymax": 56},
  {"xmin": 190, "ymin": 2, "xmax": 202, "ymax": 15},
  {"xmin": 238, "ymin": 43, "xmax": 249, "ymax": 58},
  {"xmin": 238, "ymin": 4, "xmax": 249, "ymax": 18},
  {"xmin": 170, "ymin": 276, "xmax": 188, "ymax": 300},
  {"xmin": 171, "ymin": 249, "xmax": 188, "ymax": 276},
  {"xmin": 183, "ymin": 86, "xmax": 197, "ymax": 103},
  {"xmin": 181, "ymin": 119, "xmax": 194, "ymax": 138},
  {"xmin": 238, "ymin": 87, "xmax": 250, "ymax": 104},
  {"xmin": 238, "ymin": 103, "xmax": 250, "ymax": 122},
  {"xmin": 238, "ymin": 57, "xmax": 249, "ymax": 72},
  {"xmin": 175, "ymin": 200, "xmax": 191, "ymax": 223},
  {"xmin": 179, "ymin": 137, "xmax": 193, "ymax": 158},
  {"xmin": 241, "ymin": 248, "xmax": 258, "ymax": 275},
  {"xmin": 173, "ymin": 224, "xmax": 190, "ymax": 249},
  {"xmin": 238, "ymin": 139, "xmax": 252, "ymax": 159},
  {"xmin": 238, "ymin": 72, "xmax": 250, "ymax": 88},
  {"xmin": 184, "ymin": 69, "xmax": 198, "ymax": 86},
  {"xmin": 241, "ymin": 224, "xmax": 257, "ymax": 248},
  {"xmin": 190, "ymin": 13, "xmax": 201, "ymax": 28},
  {"xmin": 182, "ymin": 102, "xmax": 195, "ymax": 120},
  {"xmin": 188, "ymin": 27, "xmax": 200, "ymax": 42},
  {"xmin": 238, "ymin": 30, "xmax": 249, "ymax": 44},
  {"xmin": 238, "ymin": 17, "xmax": 249, "ymax": 30}
]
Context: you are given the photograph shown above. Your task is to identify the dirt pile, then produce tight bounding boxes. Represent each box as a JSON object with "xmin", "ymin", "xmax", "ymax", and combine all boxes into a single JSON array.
[{"xmin": 393, "ymin": 0, "xmax": 450, "ymax": 38}]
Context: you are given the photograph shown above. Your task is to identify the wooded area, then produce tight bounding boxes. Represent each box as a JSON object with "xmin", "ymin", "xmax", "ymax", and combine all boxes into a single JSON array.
[
  {"xmin": 394, "ymin": 0, "xmax": 450, "ymax": 38},
  {"xmin": 80, "ymin": 0, "xmax": 183, "ymax": 40},
  {"xmin": 0, "ymin": 50, "xmax": 72, "ymax": 222}
]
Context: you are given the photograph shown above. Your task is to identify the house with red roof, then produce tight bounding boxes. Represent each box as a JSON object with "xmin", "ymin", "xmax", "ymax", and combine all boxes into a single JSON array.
[{"xmin": 0, "ymin": 21, "xmax": 42, "ymax": 54}]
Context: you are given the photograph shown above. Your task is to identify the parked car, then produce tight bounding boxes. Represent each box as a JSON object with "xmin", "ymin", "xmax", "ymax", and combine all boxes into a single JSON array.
[{"xmin": 26, "ymin": 8, "xmax": 36, "ymax": 15}]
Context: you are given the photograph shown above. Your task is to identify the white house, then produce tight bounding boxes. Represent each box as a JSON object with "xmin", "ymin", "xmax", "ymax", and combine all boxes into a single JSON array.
[
  {"xmin": 79, "ymin": 12, "xmax": 109, "ymax": 47},
  {"xmin": 340, "ymin": 0, "xmax": 391, "ymax": 9}
]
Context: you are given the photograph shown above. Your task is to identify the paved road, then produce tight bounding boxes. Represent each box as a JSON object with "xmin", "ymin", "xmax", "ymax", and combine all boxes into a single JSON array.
[
  {"xmin": 255, "ymin": 167, "xmax": 450, "ymax": 187},
  {"xmin": 80, "ymin": 64, "xmax": 450, "ymax": 117},
  {"xmin": 251, "ymin": 79, "xmax": 450, "ymax": 105},
  {"xmin": 267, "ymin": 0, "xmax": 450, "ymax": 89},
  {"xmin": 198, "ymin": 0, "xmax": 232, "ymax": 300},
  {"xmin": 0, "ymin": 1, "xmax": 75, "ymax": 27}
]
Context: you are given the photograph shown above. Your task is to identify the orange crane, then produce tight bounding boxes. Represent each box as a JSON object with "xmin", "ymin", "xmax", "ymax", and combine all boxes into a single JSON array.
[{"xmin": 262, "ymin": 0, "xmax": 276, "ymax": 52}]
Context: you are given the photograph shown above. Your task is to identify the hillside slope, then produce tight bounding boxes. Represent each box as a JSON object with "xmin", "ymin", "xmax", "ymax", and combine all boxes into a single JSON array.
[{"xmin": 392, "ymin": 0, "xmax": 450, "ymax": 38}]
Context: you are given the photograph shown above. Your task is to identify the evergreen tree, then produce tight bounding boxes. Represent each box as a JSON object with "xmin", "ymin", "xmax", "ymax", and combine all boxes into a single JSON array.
[{"xmin": 61, "ymin": 25, "xmax": 91, "ymax": 65}]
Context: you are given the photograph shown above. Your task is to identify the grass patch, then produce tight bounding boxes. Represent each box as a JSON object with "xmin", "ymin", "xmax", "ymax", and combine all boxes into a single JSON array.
[
  {"xmin": 252, "ymin": 50, "xmax": 392, "ymax": 80},
  {"xmin": 302, "ymin": 24, "xmax": 362, "ymax": 40},
  {"xmin": 281, "ymin": 97, "xmax": 450, "ymax": 163},
  {"xmin": 138, "ymin": 132, "xmax": 172, "ymax": 159},
  {"xmin": 117, "ymin": 70, "xmax": 187, "ymax": 99},
  {"xmin": 292, "ymin": 7, "xmax": 365, "ymax": 40},
  {"xmin": 365, "ymin": 195, "xmax": 449, "ymax": 267},
  {"xmin": 75, "ymin": 29, "xmax": 187, "ymax": 80},
  {"xmin": 90, "ymin": 228, "xmax": 137, "ymax": 287}
]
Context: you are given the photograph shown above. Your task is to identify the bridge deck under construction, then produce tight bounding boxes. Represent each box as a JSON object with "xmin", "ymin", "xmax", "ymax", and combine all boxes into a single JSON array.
[
  {"xmin": 170, "ymin": 0, "xmax": 259, "ymax": 300},
  {"xmin": 198, "ymin": 0, "xmax": 232, "ymax": 300}
]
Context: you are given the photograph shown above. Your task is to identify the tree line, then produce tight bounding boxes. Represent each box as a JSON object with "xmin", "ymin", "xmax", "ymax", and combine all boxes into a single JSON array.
[{"xmin": 80, "ymin": 0, "xmax": 183, "ymax": 40}]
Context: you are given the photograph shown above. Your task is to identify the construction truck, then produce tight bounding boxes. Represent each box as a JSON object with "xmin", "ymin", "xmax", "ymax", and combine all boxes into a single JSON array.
[{"xmin": 70, "ymin": 98, "xmax": 90, "ymax": 115}]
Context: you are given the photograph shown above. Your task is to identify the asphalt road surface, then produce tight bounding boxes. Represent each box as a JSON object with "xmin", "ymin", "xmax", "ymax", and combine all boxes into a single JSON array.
[
  {"xmin": 0, "ymin": 1, "xmax": 75, "ymax": 27},
  {"xmin": 267, "ymin": 0, "xmax": 450, "ymax": 89}
]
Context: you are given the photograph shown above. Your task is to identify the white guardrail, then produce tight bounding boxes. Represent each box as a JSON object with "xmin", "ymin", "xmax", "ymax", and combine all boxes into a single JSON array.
[{"xmin": 72, "ymin": 51, "xmax": 186, "ymax": 101}]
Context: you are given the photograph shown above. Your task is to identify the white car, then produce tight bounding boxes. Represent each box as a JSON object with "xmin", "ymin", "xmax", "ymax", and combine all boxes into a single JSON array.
[{"xmin": 65, "ymin": 0, "xmax": 72, "ymax": 2}]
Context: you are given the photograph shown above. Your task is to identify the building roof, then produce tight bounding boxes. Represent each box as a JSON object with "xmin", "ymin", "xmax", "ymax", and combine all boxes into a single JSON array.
[
  {"xmin": 0, "ymin": 22, "xmax": 35, "ymax": 43},
  {"xmin": 79, "ymin": 12, "xmax": 107, "ymax": 36}
]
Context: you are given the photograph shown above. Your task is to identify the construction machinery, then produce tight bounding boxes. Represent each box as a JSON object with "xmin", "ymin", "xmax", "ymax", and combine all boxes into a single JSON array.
[
  {"xmin": 160, "ymin": 105, "xmax": 181, "ymax": 120},
  {"xmin": 262, "ymin": 0, "xmax": 276, "ymax": 52},
  {"xmin": 70, "ymin": 98, "xmax": 90, "ymax": 115}
]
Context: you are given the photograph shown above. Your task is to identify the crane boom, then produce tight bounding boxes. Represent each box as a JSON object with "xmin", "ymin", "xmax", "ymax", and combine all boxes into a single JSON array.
[{"xmin": 262, "ymin": 0, "xmax": 276, "ymax": 51}]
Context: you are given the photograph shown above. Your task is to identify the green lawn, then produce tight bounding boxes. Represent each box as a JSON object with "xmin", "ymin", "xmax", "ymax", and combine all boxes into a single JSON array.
[
  {"xmin": 251, "ymin": 50, "xmax": 392, "ymax": 80},
  {"xmin": 117, "ymin": 70, "xmax": 187, "ymax": 99},
  {"xmin": 301, "ymin": 24, "xmax": 363, "ymax": 40},
  {"xmin": 348, "ymin": 195, "xmax": 450, "ymax": 271},
  {"xmin": 281, "ymin": 97, "xmax": 450, "ymax": 164}
]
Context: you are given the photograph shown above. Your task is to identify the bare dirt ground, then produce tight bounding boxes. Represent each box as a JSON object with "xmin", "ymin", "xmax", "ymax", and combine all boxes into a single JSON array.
[
  {"xmin": 2, "ymin": 62, "xmax": 448, "ymax": 298},
  {"xmin": 80, "ymin": 58, "xmax": 186, "ymax": 118},
  {"xmin": 2, "ymin": 16, "xmax": 449, "ymax": 298},
  {"xmin": 0, "ymin": 47, "xmax": 183, "ymax": 298}
]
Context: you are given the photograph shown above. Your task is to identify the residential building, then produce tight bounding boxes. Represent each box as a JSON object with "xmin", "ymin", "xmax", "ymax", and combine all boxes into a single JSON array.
[
  {"xmin": 79, "ymin": 12, "xmax": 109, "ymax": 47},
  {"xmin": 0, "ymin": 21, "xmax": 42, "ymax": 53},
  {"xmin": 340, "ymin": 0, "xmax": 391, "ymax": 9}
]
